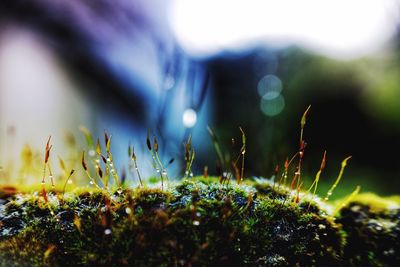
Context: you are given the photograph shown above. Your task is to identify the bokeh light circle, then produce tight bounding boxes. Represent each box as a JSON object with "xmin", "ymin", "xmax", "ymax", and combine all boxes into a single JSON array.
[
  {"xmin": 257, "ymin": 75, "xmax": 282, "ymax": 100},
  {"xmin": 182, "ymin": 108, "xmax": 197, "ymax": 128},
  {"xmin": 260, "ymin": 95, "xmax": 285, "ymax": 117}
]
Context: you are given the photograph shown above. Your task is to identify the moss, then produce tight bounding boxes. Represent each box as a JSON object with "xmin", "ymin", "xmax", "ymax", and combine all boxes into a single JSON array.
[
  {"xmin": 336, "ymin": 193, "xmax": 400, "ymax": 266},
  {"xmin": 0, "ymin": 177, "xmax": 345, "ymax": 267},
  {"xmin": 1, "ymin": 178, "xmax": 399, "ymax": 266}
]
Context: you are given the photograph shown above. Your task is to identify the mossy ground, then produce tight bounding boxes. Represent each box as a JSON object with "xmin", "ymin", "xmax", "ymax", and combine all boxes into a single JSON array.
[
  {"xmin": 336, "ymin": 193, "xmax": 400, "ymax": 267},
  {"xmin": 0, "ymin": 177, "xmax": 399, "ymax": 267}
]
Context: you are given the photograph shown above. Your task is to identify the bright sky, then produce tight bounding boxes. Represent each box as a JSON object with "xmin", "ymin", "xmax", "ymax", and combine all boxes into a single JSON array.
[{"xmin": 169, "ymin": 0, "xmax": 400, "ymax": 59}]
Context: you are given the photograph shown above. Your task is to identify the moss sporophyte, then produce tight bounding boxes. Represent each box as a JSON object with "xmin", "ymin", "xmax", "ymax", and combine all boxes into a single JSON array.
[{"xmin": 0, "ymin": 107, "xmax": 399, "ymax": 266}]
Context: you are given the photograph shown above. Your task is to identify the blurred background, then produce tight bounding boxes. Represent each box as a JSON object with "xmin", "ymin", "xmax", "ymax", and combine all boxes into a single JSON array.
[{"xmin": 0, "ymin": 0, "xmax": 400, "ymax": 198}]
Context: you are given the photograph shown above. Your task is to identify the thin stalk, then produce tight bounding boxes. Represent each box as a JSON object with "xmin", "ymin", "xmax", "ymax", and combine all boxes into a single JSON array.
[
  {"xmin": 306, "ymin": 150, "xmax": 327, "ymax": 209},
  {"xmin": 62, "ymin": 169, "xmax": 75, "ymax": 201},
  {"xmin": 130, "ymin": 146, "xmax": 143, "ymax": 186},
  {"xmin": 324, "ymin": 156, "xmax": 352, "ymax": 201}
]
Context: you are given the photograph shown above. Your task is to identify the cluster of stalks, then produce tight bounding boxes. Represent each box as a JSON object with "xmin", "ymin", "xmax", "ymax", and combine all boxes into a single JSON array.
[
  {"xmin": 207, "ymin": 126, "xmax": 246, "ymax": 185},
  {"xmin": 40, "ymin": 136, "xmax": 76, "ymax": 205},
  {"xmin": 207, "ymin": 105, "xmax": 357, "ymax": 205},
  {"xmin": 146, "ymin": 129, "xmax": 171, "ymax": 190},
  {"xmin": 272, "ymin": 105, "xmax": 356, "ymax": 204},
  {"xmin": 80, "ymin": 128, "xmax": 112, "ymax": 190},
  {"xmin": 36, "ymin": 105, "xmax": 356, "ymax": 206}
]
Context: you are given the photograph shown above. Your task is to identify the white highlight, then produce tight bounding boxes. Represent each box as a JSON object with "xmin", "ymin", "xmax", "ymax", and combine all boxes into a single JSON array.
[
  {"xmin": 182, "ymin": 108, "xmax": 197, "ymax": 128},
  {"xmin": 169, "ymin": 0, "xmax": 399, "ymax": 59}
]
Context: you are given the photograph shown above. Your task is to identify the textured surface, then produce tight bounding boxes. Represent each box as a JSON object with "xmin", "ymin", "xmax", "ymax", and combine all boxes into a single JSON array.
[{"xmin": 0, "ymin": 178, "xmax": 344, "ymax": 267}]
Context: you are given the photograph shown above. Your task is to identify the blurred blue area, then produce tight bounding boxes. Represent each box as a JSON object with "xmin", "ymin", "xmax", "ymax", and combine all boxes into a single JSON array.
[{"xmin": 0, "ymin": 0, "xmax": 213, "ymax": 179}]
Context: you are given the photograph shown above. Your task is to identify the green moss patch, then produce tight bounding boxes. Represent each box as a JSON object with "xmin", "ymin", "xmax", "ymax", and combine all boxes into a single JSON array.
[
  {"xmin": 336, "ymin": 193, "xmax": 400, "ymax": 267},
  {"xmin": 0, "ymin": 178, "xmax": 344, "ymax": 267}
]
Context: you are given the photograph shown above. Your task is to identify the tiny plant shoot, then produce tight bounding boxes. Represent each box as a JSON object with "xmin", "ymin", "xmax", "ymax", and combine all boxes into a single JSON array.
[
  {"xmin": 324, "ymin": 156, "xmax": 352, "ymax": 201},
  {"xmin": 146, "ymin": 129, "xmax": 169, "ymax": 189},
  {"xmin": 184, "ymin": 135, "xmax": 195, "ymax": 179},
  {"xmin": 306, "ymin": 150, "xmax": 327, "ymax": 208},
  {"xmin": 207, "ymin": 126, "xmax": 225, "ymax": 172},
  {"xmin": 238, "ymin": 127, "xmax": 246, "ymax": 184},
  {"xmin": 129, "ymin": 145, "xmax": 143, "ymax": 186}
]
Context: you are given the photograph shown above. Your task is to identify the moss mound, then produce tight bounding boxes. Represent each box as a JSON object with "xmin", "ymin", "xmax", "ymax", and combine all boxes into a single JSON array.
[
  {"xmin": 336, "ymin": 193, "xmax": 400, "ymax": 267},
  {"xmin": 0, "ymin": 178, "xmax": 344, "ymax": 267}
]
